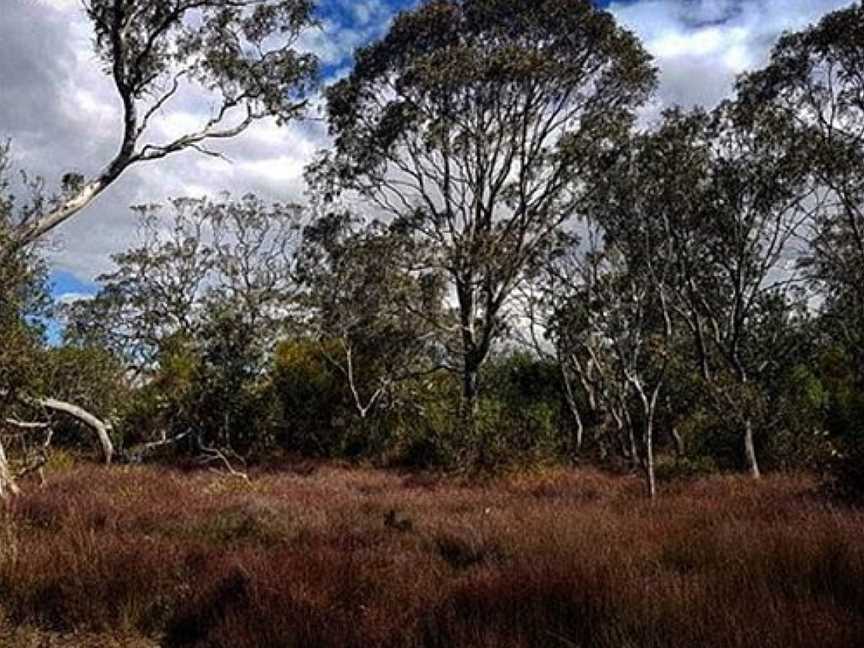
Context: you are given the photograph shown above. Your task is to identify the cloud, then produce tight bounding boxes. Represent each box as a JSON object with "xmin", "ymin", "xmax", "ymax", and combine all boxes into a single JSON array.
[
  {"xmin": 608, "ymin": 0, "xmax": 850, "ymax": 112},
  {"xmin": 0, "ymin": 0, "xmax": 335, "ymax": 285},
  {"xmin": 55, "ymin": 291, "xmax": 93, "ymax": 306},
  {"xmin": 0, "ymin": 0, "xmax": 853, "ymax": 293}
]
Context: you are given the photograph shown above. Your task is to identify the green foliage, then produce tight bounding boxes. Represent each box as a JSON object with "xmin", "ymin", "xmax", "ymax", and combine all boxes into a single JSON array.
[
  {"xmin": 121, "ymin": 322, "xmax": 279, "ymax": 457},
  {"xmin": 0, "ymin": 143, "xmax": 52, "ymax": 406},
  {"xmin": 760, "ymin": 364, "xmax": 833, "ymax": 472},
  {"xmin": 472, "ymin": 397, "xmax": 560, "ymax": 468},
  {"xmin": 815, "ymin": 347, "xmax": 864, "ymax": 499},
  {"xmin": 120, "ymin": 333, "xmax": 202, "ymax": 449},
  {"xmin": 193, "ymin": 305, "xmax": 276, "ymax": 454},
  {"xmin": 471, "ymin": 353, "xmax": 568, "ymax": 466},
  {"xmin": 271, "ymin": 338, "xmax": 347, "ymax": 456},
  {"xmin": 390, "ymin": 354, "xmax": 569, "ymax": 470},
  {"xmin": 384, "ymin": 372, "xmax": 463, "ymax": 469},
  {"xmin": 85, "ymin": 0, "xmax": 318, "ymax": 125},
  {"xmin": 36, "ymin": 345, "xmax": 129, "ymax": 448}
]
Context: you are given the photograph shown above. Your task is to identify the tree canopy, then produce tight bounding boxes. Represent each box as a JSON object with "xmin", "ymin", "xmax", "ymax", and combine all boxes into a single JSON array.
[{"xmin": 322, "ymin": 0, "xmax": 656, "ymax": 425}]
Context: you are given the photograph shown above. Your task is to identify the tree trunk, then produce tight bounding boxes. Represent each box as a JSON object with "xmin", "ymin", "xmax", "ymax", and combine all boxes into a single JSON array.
[
  {"xmin": 732, "ymin": 369, "xmax": 760, "ymax": 479},
  {"xmin": 36, "ymin": 398, "xmax": 114, "ymax": 464},
  {"xmin": 644, "ymin": 419, "xmax": 657, "ymax": 499},
  {"xmin": 560, "ymin": 368, "xmax": 584, "ymax": 454},
  {"xmin": 461, "ymin": 365, "xmax": 480, "ymax": 433},
  {"xmin": 0, "ymin": 437, "xmax": 20, "ymax": 499},
  {"xmin": 671, "ymin": 426, "xmax": 685, "ymax": 457},
  {"xmin": 744, "ymin": 416, "xmax": 760, "ymax": 479},
  {"xmin": 626, "ymin": 419, "xmax": 639, "ymax": 470},
  {"xmin": 5, "ymin": 177, "xmax": 109, "ymax": 257},
  {"xmin": 609, "ymin": 410, "xmax": 630, "ymax": 462}
]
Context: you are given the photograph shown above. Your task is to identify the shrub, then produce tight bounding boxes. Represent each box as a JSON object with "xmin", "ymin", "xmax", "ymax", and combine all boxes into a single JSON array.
[
  {"xmin": 271, "ymin": 337, "xmax": 352, "ymax": 456},
  {"xmin": 815, "ymin": 348, "xmax": 864, "ymax": 500}
]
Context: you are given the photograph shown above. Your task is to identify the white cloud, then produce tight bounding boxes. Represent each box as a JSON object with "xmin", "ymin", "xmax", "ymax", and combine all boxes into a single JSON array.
[
  {"xmin": 608, "ymin": 0, "xmax": 850, "ymax": 108},
  {"xmin": 239, "ymin": 156, "xmax": 308, "ymax": 185},
  {"xmin": 55, "ymin": 291, "xmax": 93, "ymax": 306},
  {"xmin": 29, "ymin": 0, "xmax": 77, "ymax": 10}
]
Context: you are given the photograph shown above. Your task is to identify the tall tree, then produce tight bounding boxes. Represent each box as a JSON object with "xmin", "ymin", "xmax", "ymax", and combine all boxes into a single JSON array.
[
  {"xmin": 738, "ymin": 2, "xmax": 864, "ymax": 378},
  {"xmin": 593, "ymin": 107, "xmax": 812, "ymax": 478},
  {"xmin": 298, "ymin": 212, "xmax": 447, "ymax": 421},
  {"xmin": 321, "ymin": 0, "xmax": 655, "ymax": 430},
  {"xmin": 0, "ymin": 144, "xmax": 51, "ymax": 497},
  {"xmin": 2, "ymin": 0, "xmax": 317, "ymax": 255}
]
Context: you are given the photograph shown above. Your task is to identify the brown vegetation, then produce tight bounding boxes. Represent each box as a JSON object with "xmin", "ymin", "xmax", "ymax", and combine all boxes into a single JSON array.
[{"xmin": 1, "ymin": 463, "xmax": 862, "ymax": 647}]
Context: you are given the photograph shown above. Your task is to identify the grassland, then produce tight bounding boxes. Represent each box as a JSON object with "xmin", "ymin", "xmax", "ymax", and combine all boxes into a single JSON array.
[{"xmin": 0, "ymin": 462, "xmax": 862, "ymax": 647}]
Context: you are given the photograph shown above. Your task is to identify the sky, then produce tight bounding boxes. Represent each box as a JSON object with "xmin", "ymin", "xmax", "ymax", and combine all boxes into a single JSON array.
[{"xmin": 0, "ymin": 0, "xmax": 854, "ymax": 304}]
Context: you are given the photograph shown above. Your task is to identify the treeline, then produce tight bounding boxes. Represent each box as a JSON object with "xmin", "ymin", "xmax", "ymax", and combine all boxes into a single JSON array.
[{"xmin": 1, "ymin": 0, "xmax": 863, "ymax": 499}]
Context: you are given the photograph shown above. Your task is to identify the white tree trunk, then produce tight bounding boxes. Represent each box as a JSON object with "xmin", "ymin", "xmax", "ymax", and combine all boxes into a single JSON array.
[
  {"xmin": 6, "ymin": 178, "xmax": 108, "ymax": 256},
  {"xmin": 36, "ymin": 398, "xmax": 114, "ymax": 465},
  {"xmin": 560, "ymin": 367, "xmax": 584, "ymax": 453},
  {"xmin": 0, "ymin": 437, "xmax": 20, "ymax": 499},
  {"xmin": 744, "ymin": 417, "xmax": 760, "ymax": 479},
  {"xmin": 644, "ymin": 419, "xmax": 657, "ymax": 499}
]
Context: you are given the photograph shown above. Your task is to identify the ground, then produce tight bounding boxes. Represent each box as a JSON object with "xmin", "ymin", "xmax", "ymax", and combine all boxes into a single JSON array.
[{"xmin": 0, "ymin": 461, "xmax": 862, "ymax": 647}]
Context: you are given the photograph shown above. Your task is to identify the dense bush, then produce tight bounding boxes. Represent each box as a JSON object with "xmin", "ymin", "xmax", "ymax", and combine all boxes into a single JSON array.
[
  {"xmin": 271, "ymin": 338, "xmax": 354, "ymax": 456},
  {"xmin": 119, "ymin": 334, "xmax": 202, "ymax": 452},
  {"xmin": 33, "ymin": 345, "xmax": 129, "ymax": 449},
  {"xmin": 269, "ymin": 348, "xmax": 575, "ymax": 470},
  {"xmin": 816, "ymin": 349, "xmax": 864, "ymax": 500}
]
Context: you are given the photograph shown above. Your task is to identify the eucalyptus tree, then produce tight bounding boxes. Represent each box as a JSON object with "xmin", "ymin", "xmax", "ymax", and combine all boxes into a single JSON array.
[
  {"xmin": 0, "ymin": 145, "xmax": 51, "ymax": 496},
  {"xmin": 66, "ymin": 195, "xmax": 304, "ymax": 371},
  {"xmin": 700, "ymin": 105, "xmax": 813, "ymax": 478},
  {"xmin": 64, "ymin": 200, "xmax": 215, "ymax": 372},
  {"xmin": 537, "ymin": 207, "xmax": 676, "ymax": 497},
  {"xmin": 737, "ymin": 2, "xmax": 864, "ymax": 377},
  {"xmin": 297, "ymin": 211, "xmax": 448, "ymax": 422},
  {"xmin": 1, "ymin": 146, "xmax": 120, "ymax": 496},
  {"xmin": 65, "ymin": 195, "xmax": 306, "ymax": 453},
  {"xmin": 2, "ymin": 0, "xmax": 317, "ymax": 256},
  {"xmin": 321, "ymin": 0, "xmax": 655, "ymax": 429},
  {"xmin": 594, "ymin": 107, "xmax": 813, "ymax": 478}
]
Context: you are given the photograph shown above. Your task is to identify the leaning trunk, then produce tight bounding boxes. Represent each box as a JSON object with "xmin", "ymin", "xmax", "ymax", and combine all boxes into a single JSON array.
[
  {"xmin": 608, "ymin": 409, "xmax": 630, "ymax": 462},
  {"xmin": 671, "ymin": 426, "xmax": 685, "ymax": 458},
  {"xmin": 744, "ymin": 416, "xmax": 760, "ymax": 479},
  {"xmin": 6, "ymin": 168, "xmax": 119, "ymax": 256},
  {"xmin": 36, "ymin": 398, "xmax": 114, "ymax": 464}
]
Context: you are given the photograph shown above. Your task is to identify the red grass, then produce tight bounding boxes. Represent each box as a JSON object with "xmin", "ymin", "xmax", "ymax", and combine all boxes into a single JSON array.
[{"xmin": 1, "ymin": 464, "xmax": 863, "ymax": 647}]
